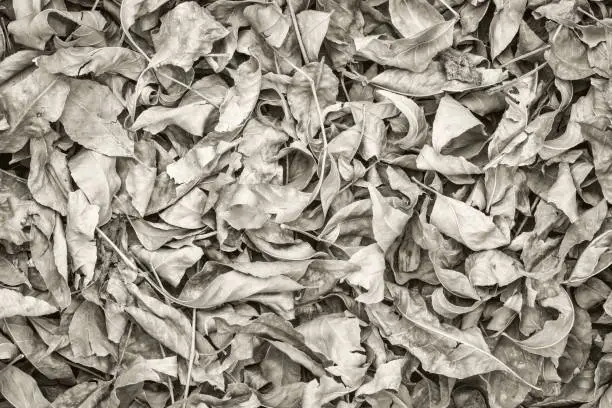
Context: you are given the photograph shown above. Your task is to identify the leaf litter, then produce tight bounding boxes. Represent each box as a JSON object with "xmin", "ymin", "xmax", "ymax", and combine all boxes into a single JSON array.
[{"xmin": 0, "ymin": 0, "xmax": 610, "ymax": 407}]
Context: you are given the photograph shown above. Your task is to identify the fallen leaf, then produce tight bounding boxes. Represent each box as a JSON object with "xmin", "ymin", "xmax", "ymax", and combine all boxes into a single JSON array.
[
  {"xmin": 36, "ymin": 47, "xmax": 147, "ymax": 80},
  {"xmin": 149, "ymin": 1, "xmax": 229, "ymax": 70},
  {"xmin": 66, "ymin": 190, "xmax": 99, "ymax": 286},
  {"xmin": 0, "ymin": 69, "xmax": 69, "ymax": 153},
  {"xmin": 131, "ymin": 244, "xmax": 203, "ymax": 287},
  {"xmin": 60, "ymin": 79, "xmax": 134, "ymax": 157},
  {"xmin": 215, "ymin": 57, "xmax": 262, "ymax": 132},
  {"xmin": 69, "ymin": 149, "xmax": 120, "ymax": 225},
  {"xmin": 430, "ymin": 193, "xmax": 511, "ymax": 251},
  {"xmin": 296, "ymin": 11, "xmax": 331, "ymax": 61}
]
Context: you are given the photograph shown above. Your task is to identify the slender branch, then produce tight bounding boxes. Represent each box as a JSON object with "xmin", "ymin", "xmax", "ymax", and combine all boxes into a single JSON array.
[
  {"xmin": 499, "ymin": 44, "xmax": 551, "ymax": 67},
  {"xmin": 436, "ymin": 0, "xmax": 459, "ymax": 19},
  {"xmin": 410, "ymin": 177, "xmax": 440, "ymax": 195},
  {"xmin": 159, "ymin": 344, "xmax": 175, "ymax": 404},
  {"xmin": 0, "ymin": 353, "xmax": 24, "ymax": 373},
  {"xmin": 183, "ymin": 308, "xmax": 197, "ymax": 408},
  {"xmin": 286, "ymin": 0, "xmax": 310, "ymax": 64},
  {"xmin": 486, "ymin": 62, "xmax": 549, "ymax": 94}
]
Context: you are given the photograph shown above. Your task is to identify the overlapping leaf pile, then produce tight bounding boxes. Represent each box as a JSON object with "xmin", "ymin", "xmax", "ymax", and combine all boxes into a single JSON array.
[{"xmin": 0, "ymin": 0, "xmax": 611, "ymax": 407}]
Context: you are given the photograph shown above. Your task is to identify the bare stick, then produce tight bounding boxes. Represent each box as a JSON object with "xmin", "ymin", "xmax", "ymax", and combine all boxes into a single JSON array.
[
  {"xmin": 286, "ymin": 0, "xmax": 310, "ymax": 64},
  {"xmin": 500, "ymin": 45, "xmax": 551, "ymax": 67},
  {"xmin": 183, "ymin": 308, "xmax": 197, "ymax": 408},
  {"xmin": 487, "ymin": 62, "xmax": 549, "ymax": 94}
]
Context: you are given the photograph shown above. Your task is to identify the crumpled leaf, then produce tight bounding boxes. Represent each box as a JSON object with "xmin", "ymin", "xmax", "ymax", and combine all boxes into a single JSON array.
[
  {"xmin": 430, "ymin": 193, "xmax": 510, "ymax": 251},
  {"xmin": 28, "ymin": 131, "xmax": 71, "ymax": 215},
  {"xmin": 215, "ymin": 57, "xmax": 261, "ymax": 133},
  {"xmin": 287, "ymin": 62, "xmax": 339, "ymax": 139},
  {"xmin": 356, "ymin": 358, "xmax": 407, "ymax": 396},
  {"xmin": 149, "ymin": 1, "xmax": 229, "ymax": 70},
  {"xmin": 125, "ymin": 283, "xmax": 193, "ymax": 359},
  {"xmin": 545, "ymin": 27, "xmax": 594, "ymax": 80},
  {"xmin": 179, "ymin": 265, "xmax": 303, "ymax": 309},
  {"xmin": 372, "ymin": 61, "xmax": 507, "ymax": 97},
  {"xmin": 345, "ymin": 244, "xmax": 385, "ymax": 304},
  {"xmin": 465, "ymin": 250, "xmax": 525, "ymax": 287},
  {"xmin": 69, "ymin": 149, "xmax": 120, "ymax": 226},
  {"xmin": 354, "ymin": 20, "xmax": 455, "ymax": 72},
  {"xmin": 368, "ymin": 283, "xmax": 534, "ymax": 387},
  {"xmin": 131, "ymin": 244, "xmax": 203, "ymax": 287},
  {"xmin": 68, "ymin": 301, "xmax": 116, "ymax": 358},
  {"xmin": 368, "ymin": 184, "xmax": 410, "ymax": 252},
  {"xmin": 566, "ymin": 230, "xmax": 612, "ymax": 286},
  {"xmin": 8, "ymin": 9, "xmax": 106, "ymax": 50},
  {"xmin": 0, "ymin": 69, "xmax": 69, "ymax": 153},
  {"xmin": 244, "ymin": 4, "xmax": 291, "ymax": 49},
  {"xmin": 297, "ymin": 313, "xmax": 366, "ymax": 385},
  {"xmin": 505, "ymin": 288, "xmax": 575, "ymax": 358},
  {"xmin": 66, "ymin": 190, "xmax": 99, "ymax": 286},
  {"xmin": 559, "ymin": 199, "xmax": 607, "ymax": 260},
  {"xmin": 432, "ymin": 94, "xmax": 485, "ymax": 157},
  {"xmin": 36, "ymin": 47, "xmax": 147, "ymax": 80}
]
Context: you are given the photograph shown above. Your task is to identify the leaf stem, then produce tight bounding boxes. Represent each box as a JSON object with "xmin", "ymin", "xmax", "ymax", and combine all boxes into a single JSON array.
[
  {"xmin": 436, "ymin": 0, "xmax": 459, "ymax": 19},
  {"xmin": 486, "ymin": 62, "xmax": 549, "ymax": 94},
  {"xmin": 499, "ymin": 44, "xmax": 551, "ymax": 67},
  {"xmin": 0, "ymin": 168, "xmax": 26, "ymax": 183},
  {"xmin": 410, "ymin": 177, "xmax": 440, "ymax": 195},
  {"xmin": 183, "ymin": 308, "xmax": 197, "ymax": 408},
  {"xmin": 577, "ymin": 7, "xmax": 612, "ymax": 27},
  {"xmin": 159, "ymin": 344, "xmax": 175, "ymax": 404},
  {"xmin": 286, "ymin": 0, "xmax": 310, "ymax": 64},
  {"xmin": 0, "ymin": 353, "xmax": 23, "ymax": 373}
]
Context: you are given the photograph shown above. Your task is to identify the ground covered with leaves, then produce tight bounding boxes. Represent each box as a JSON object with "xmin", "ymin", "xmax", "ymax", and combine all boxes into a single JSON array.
[{"xmin": 0, "ymin": 0, "xmax": 611, "ymax": 407}]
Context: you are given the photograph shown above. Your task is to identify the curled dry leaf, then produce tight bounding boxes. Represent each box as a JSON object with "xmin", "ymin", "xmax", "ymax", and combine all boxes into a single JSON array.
[{"xmin": 0, "ymin": 0, "xmax": 610, "ymax": 406}]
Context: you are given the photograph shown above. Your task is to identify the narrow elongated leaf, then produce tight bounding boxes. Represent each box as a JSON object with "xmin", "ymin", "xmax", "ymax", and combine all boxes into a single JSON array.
[{"xmin": 0, "ymin": 289, "xmax": 57, "ymax": 318}]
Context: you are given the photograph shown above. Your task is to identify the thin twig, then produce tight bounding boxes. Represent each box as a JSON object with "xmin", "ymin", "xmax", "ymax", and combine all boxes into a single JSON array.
[
  {"xmin": 281, "ymin": 223, "xmax": 344, "ymax": 251},
  {"xmin": 286, "ymin": 0, "xmax": 310, "ymax": 64},
  {"xmin": 499, "ymin": 44, "xmax": 551, "ymax": 67},
  {"xmin": 0, "ymin": 168, "xmax": 26, "ymax": 183},
  {"xmin": 160, "ymin": 344, "xmax": 175, "ymax": 404},
  {"xmin": 515, "ymin": 197, "xmax": 541, "ymax": 235},
  {"xmin": 0, "ymin": 353, "xmax": 24, "ymax": 373},
  {"xmin": 115, "ymin": 321, "xmax": 133, "ymax": 374},
  {"xmin": 410, "ymin": 177, "xmax": 440, "ymax": 195},
  {"xmin": 486, "ymin": 62, "xmax": 549, "ymax": 94},
  {"xmin": 119, "ymin": 4, "xmax": 220, "ymax": 109},
  {"xmin": 436, "ymin": 0, "xmax": 459, "ymax": 19},
  {"xmin": 577, "ymin": 7, "xmax": 612, "ymax": 27},
  {"xmin": 96, "ymin": 227, "xmax": 139, "ymax": 271},
  {"xmin": 183, "ymin": 308, "xmax": 197, "ymax": 408}
]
